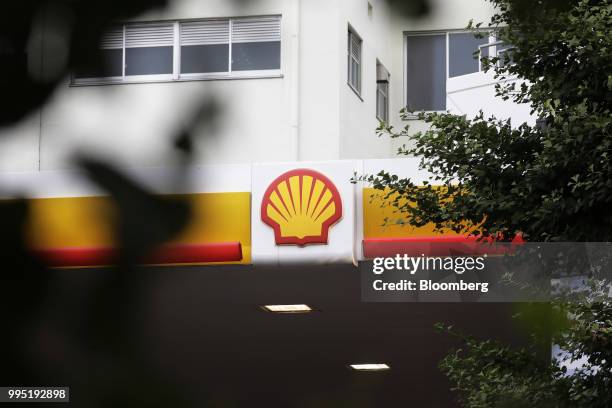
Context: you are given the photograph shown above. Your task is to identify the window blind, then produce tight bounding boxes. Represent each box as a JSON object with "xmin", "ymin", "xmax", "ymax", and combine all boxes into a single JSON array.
[
  {"xmin": 75, "ymin": 16, "xmax": 282, "ymax": 82},
  {"xmin": 126, "ymin": 23, "xmax": 174, "ymax": 48},
  {"xmin": 100, "ymin": 26, "xmax": 123, "ymax": 49},
  {"xmin": 180, "ymin": 20, "xmax": 229, "ymax": 46},
  {"xmin": 231, "ymin": 17, "xmax": 281, "ymax": 43},
  {"xmin": 350, "ymin": 32, "xmax": 361, "ymax": 62}
]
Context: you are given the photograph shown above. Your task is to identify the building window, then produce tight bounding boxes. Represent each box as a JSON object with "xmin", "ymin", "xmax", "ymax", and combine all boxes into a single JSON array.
[
  {"xmin": 448, "ymin": 32, "xmax": 488, "ymax": 78},
  {"xmin": 405, "ymin": 31, "xmax": 490, "ymax": 111},
  {"xmin": 405, "ymin": 33, "xmax": 446, "ymax": 111},
  {"xmin": 180, "ymin": 20, "xmax": 230, "ymax": 74},
  {"xmin": 376, "ymin": 61, "xmax": 389, "ymax": 122},
  {"xmin": 73, "ymin": 16, "xmax": 281, "ymax": 84},
  {"xmin": 125, "ymin": 23, "xmax": 174, "ymax": 76},
  {"xmin": 231, "ymin": 17, "xmax": 281, "ymax": 71},
  {"xmin": 348, "ymin": 28, "xmax": 362, "ymax": 95},
  {"xmin": 494, "ymin": 41, "xmax": 514, "ymax": 67},
  {"xmin": 74, "ymin": 25, "xmax": 124, "ymax": 79}
]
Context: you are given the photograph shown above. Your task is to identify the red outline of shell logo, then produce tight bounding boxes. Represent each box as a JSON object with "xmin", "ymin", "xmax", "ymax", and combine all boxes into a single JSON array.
[{"xmin": 261, "ymin": 169, "xmax": 343, "ymax": 246}]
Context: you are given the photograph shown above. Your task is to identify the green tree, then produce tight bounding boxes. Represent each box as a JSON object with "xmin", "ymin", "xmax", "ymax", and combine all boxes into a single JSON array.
[
  {"xmin": 363, "ymin": 0, "xmax": 611, "ymax": 242},
  {"xmin": 436, "ymin": 294, "xmax": 612, "ymax": 408},
  {"xmin": 359, "ymin": 0, "xmax": 612, "ymax": 406}
]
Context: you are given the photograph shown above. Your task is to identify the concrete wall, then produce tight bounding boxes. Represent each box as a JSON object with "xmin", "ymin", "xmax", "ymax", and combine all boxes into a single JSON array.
[
  {"xmin": 297, "ymin": 0, "xmax": 341, "ymax": 160},
  {"xmin": 0, "ymin": 0, "xmax": 533, "ymax": 175},
  {"xmin": 447, "ymin": 71, "xmax": 535, "ymax": 125},
  {"xmin": 0, "ymin": 112, "xmax": 41, "ymax": 173},
  {"xmin": 338, "ymin": 0, "xmax": 394, "ymax": 160}
]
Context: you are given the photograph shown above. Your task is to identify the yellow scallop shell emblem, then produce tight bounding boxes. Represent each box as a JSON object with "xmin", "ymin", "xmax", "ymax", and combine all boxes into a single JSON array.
[{"xmin": 261, "ymin": 169, "xmax": 343, "ymax": 245}]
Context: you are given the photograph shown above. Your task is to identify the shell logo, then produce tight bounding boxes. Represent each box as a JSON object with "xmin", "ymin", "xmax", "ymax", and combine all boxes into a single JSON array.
[{"xmin": 261, "ymin": 169, "xmax": 343, "ymax": 246}]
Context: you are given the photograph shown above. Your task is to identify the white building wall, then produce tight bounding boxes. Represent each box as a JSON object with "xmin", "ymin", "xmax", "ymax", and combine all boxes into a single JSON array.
[
  {"xmin": 0, "ymin": 112, "xmax": 41, "ymax": 173},
  {"xmin": 447, "ymin": 72, "xmax": 534, "ymax": 126},
  {"xmin": 297, "ymin": 0, "xmax": 341, "ymax": 160},
  {"xmin": 0, "ymin": 0, "xmax": 534, "ymax": 175},
  {"xmin": 338, "ymin": 0, "xmax": 394, "ymax": 160}
]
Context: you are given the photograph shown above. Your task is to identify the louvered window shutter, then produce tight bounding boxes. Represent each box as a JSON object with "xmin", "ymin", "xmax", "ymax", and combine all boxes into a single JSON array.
[
  {"xmin": 181, "ymin": 20, "xmax": 229, "ymax": 46},
  {"xmin": 180, "ymin": 20, "xmax": 230, "ymax": 74},
  {"xmin": 124, "ymin": 23, "xmax": 174, "ymax": 76},
  {"xmin": 75, "ymin": 16, "xmax": 282, "ymax": 81},
  {"xmin": 348, "ymin": 31, "xmax": 361, "ymax": 93},
  {"xmin": 231, "ymin": 16, "xmax": 281, "ymax": 44},
  {"xmin": 350, "ymin": 32, "xmax": 361, "ymax": 63},
  {"xmin": 100, "ymin": 26, "xmax": 123, "ymax": 49},
  {"xmin": 231, "ymin": 16, "xmax": 281, "ymax": 71},
  {"xmin": 125, "ymin": 23, "xmax": 174, "ymax": 48}
]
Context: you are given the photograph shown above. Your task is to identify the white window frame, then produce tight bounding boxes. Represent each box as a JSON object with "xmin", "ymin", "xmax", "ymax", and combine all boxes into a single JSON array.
[
  {"xmin": 376, "ymin": 80, "xmax": 389, "ymax": 122},
  {"xmin": 403, "ymin": 29, "xmax": 494, "ymax": 116},
  {"xmin": 479, "ymin": 39, "xmax": 515, "ymax": 68},
  {"xmin": 72, "ymin": 15, "xmax": 282, "ymax": 86},
  {"xmin": 376, "ymin": 61, "xmax": 389, "ymax": 122},
  {"xmin": 177, "ymin": 18, "xmax": 232, "ymax": 81},
  {"xmin": 347, "ymin": 27, "xmax": 362, "ymax": 97}
]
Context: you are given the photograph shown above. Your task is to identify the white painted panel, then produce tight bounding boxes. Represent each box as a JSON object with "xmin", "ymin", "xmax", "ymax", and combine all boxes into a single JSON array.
[
  {"xmin": 362, "ymin": 157, "xmax": 433, "ymax": 184},
  {"xmin": 0, "ymin": 164, "xmax": 252, "ymax": 198},
  {"xmin": 446, "ymin": 72, "xmax": 535, "ymax": 126}
]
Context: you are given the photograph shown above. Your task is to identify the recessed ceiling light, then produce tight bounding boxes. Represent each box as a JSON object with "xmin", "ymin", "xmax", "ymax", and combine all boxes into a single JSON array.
[
  {"xmin": 260, "ymin": 304, "xmax": 314, "ymax": 313},
  {"xmin": 349, "ymin": 363, "xmax": 390, "ymax": 371}
]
